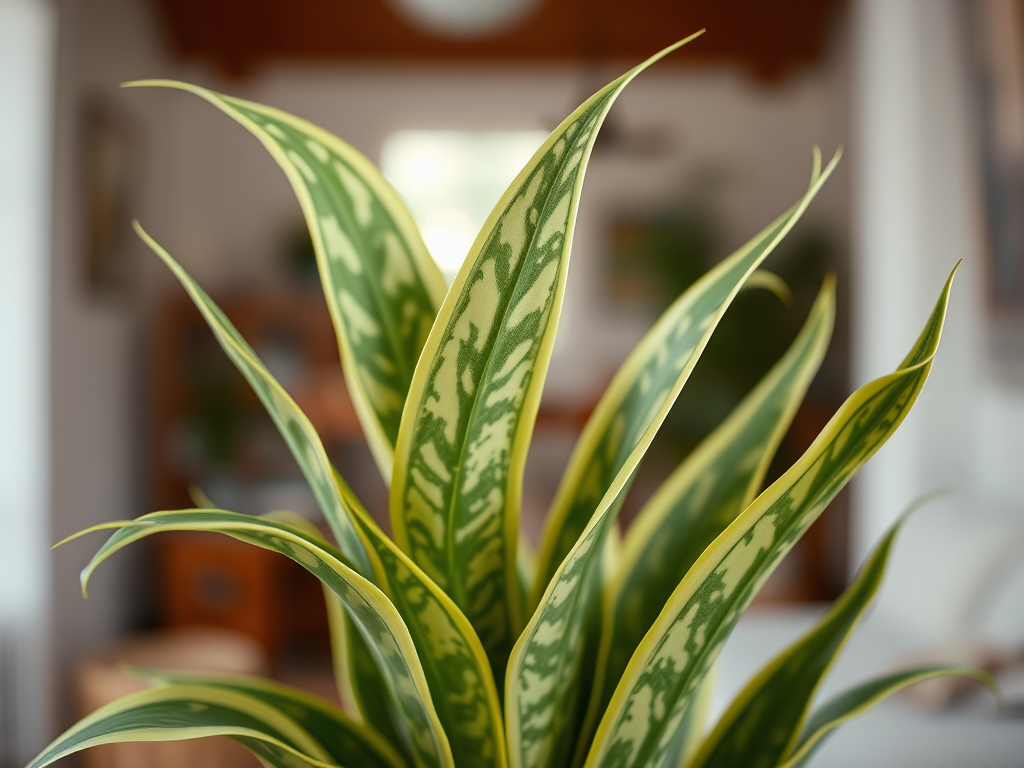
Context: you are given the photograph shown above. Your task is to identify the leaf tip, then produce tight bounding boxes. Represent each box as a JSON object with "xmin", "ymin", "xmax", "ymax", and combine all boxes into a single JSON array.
[{"xmin": 121, "ymin": 78, "xmax": 191, "ymax": 91}]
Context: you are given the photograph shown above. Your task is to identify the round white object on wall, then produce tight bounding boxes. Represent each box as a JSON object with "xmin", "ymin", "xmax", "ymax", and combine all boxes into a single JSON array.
[{"xmin": 387, "ymin": 0, "xmax": 543, "ymax": 39}]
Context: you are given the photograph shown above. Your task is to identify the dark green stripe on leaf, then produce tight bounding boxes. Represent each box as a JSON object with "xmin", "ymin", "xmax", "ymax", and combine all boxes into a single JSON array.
[{"xmin": 587, "ymin": 262, "xmax": 959, "ymax": 768}]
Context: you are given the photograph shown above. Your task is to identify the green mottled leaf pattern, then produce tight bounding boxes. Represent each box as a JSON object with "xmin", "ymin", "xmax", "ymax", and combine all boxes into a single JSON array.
[
  {"xmin": 390, "ymin": 34, "xmax": 705, "ymax": 672},
  {"xmin": 137, "ymin": 226, "xmax": 505, "ymax": 768},
  {"xmin": 586, "ymin": 263, "xmax": 960, "ymax": 768},
  {"xmin": 327, "ymin": 591, "xmax": 406, "ymax": 750},
  {"xmin": 131, "ymin": 671, "xmax": 408, "ymax": 768},
  {"xmin": 777, "ymin": 666, "xmax": 997, "ymax": 768},
  {"xmin": 532, "ymin": 152, "xmax": 840, "ymax": 602},
  {"xmin": 503, "ymin": 151, "xmax": 839, "ymax": 768},
  {"xmin": 581, "ymin": 279, "xmax": 834, "ymax": 745},
  {"xmin": 26, "ymin": 684, "xmax": 337, "ymax": 768},
  {"xmin": 68, "ymin": 511, "xmax": 453, "ymax": 768},
  {"xmin": 135, "ymin": 223, "xmax": 374, "ymax": 579},
  {"xmin": 127, "ymin": 80, "xmax": 447, "ymax": 481},
  {"xmin": 343, "ymin": 478, "xmax": 508, "ymax": 768},
  {"xmin": 688, "ymin": 499, "xmax": 907, "ymax": 768}
]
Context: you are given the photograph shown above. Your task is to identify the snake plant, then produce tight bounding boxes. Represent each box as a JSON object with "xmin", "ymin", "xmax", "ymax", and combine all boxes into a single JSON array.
[{"xmin": 31, "ymin": 36, "xmax": 994, "ymax": 768}]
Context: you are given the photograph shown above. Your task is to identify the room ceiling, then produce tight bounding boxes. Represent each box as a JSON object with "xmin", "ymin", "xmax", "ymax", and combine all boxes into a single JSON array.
[{"xmin": 154, "ymin": 0, "xmax": 844, "ymax": 80}]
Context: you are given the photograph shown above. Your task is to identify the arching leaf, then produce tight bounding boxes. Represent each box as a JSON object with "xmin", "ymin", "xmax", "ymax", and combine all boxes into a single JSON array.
[
  {"xmin": 134, "ymin": 227, "xmax": 505, "ymax": 768},
  {"xmin": 327, "ymin": 591, "xmax": 405, "ymax": 750},
  {"xmin": 579, "ymin": 278, "xmax": 834, "ymax": 755},
  {"xmin": 506, "ymin": 150, "xmax": 841, "ymax": 768},
  {"xmin": 390, "ymin": 33, "xmax": 706, "ymax": 675},
  {"xmin": 532, "ymin": 153, "xmax": 839, "ymax": 603},
  {"xmin": 27, "ymin": 684, "xmax": 337, "ymax": 768},
  {"xmin": 130, "ymin": 670, "xmax": 407, "ymax": 768},
  {"xmin": 777, "ymin": 666, "xmax": 997, "ymax": 768},
  {"xmin": 687, "ymin": 496, "xmax": 912, "ymax": 768},
  {"xmin": 65, "ymin": 511, "xmax": 453, "ymax": 768},
  {"xmin": 126, "ymin": 80, "xmax": 447, "ymax": 482},
  {"xmin": 586, "ymin": 262, "xmax": 959, "ymax": 768}
]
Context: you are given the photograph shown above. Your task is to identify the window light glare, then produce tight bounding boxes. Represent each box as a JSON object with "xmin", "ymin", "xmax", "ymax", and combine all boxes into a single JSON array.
[
  {"xmin": 381, "ymin": 129, "xmax": 548, "ymax": 282},
  {"xmin": 421, "ymin": 207, "xmax": 477, "ymax": 274}
]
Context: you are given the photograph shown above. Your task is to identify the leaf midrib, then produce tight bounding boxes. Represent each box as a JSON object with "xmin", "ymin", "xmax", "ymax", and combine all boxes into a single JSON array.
[{"xmin": 440, "ymin": 99, "xmax": 607, "ymax": 613}]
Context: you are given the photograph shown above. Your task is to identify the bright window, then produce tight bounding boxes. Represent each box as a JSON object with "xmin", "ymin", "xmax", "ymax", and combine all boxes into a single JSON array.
[{"xmin": 381, "ymin": 130, "xmax": 548, "ymax": 282}]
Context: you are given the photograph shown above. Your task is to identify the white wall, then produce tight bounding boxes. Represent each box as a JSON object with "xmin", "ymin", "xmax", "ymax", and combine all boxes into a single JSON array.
[
  {"xmin": 852, "ymin": 0, "xmax": 1024, "ymax": 641},
  {"xmin": 44, "ymin": 0, "xmax": 850, "ymax": 739},
  {"xmin": 48, "ymin": 0, "xmax": 180, "ymax": 733},
  {"xmin": 0, "ymin": 0, "xmax": 55, "ymax": 760},
  {"xmin": 142, "ymin": 32, "xmax": 850, "ymax": 401}
]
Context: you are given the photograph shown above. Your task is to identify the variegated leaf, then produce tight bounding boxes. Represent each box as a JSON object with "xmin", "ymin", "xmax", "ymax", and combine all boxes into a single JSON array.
[
  {"xmin": 274, "ymin": 509, "xmax": 404, "ymax": 751},
  {"xmin": 517, "ymin": 534, "xmax": 537, "ymax": 627},
  {"xmin": 686, "ymin": 495, "xmax": 912, "ymax": 768},
  {"xmin": 340, "ymin": 474, "xmax": 508, "ymax": 768},
  {"xmin": 390, "ymin": 34, "xmax": 705, "ymax": 674},
  {"xmin": 26, "ymin": 684, "xmax": 339, "ymax": 768},
  {"xmin": 130, "ymin": 670, "xmax": 407, "ymax": 768},
  {"xmin": 585, "ymin": 262, "xmax": 960, "ymax": 768},
  {"xmin": 579, "ymin": 278, "xmax": 835, "ymax": 753},
  {"xmin": 135, "ymin": 223, "xmax": 374, "ymax": 578},
  {"xmin": 506, "ymin": 151, "xmax": 841, "ymax": 768},
  {"xmin": 327, "ymin": 591, "xmax": 405, "ymax": 750},
  {"xmin": 137, "ymin": 228, "xmax": 505, "ymax": 768},
  {"xmin": 776, "ymin": 665, "xmax": 997, "ymax": 768},
  {"xmin": 532, "ymin": 154, "xmax": 840, "ymax": 603},
  {"xmin": 65, "ymin": 511, "xmax": 453, "ymax": 768},
  {"xmin": 126, "ymin": 80, "xmax": 447, "ymax": 482}
]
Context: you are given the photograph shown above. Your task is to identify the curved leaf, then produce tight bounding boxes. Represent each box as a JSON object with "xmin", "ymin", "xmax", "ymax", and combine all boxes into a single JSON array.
[
  {"xmin": 506, "ymin": 150, "xmax": 841, "ymax": 768},
  {"xmin": 273, "ymin": 508, "xmax": 404, "ymax": 751},
  {"xmin": 532, "ymin": 151, "xmax": 840, "ymax": 603},
  {"xmin": 125, "ymin": 80, "xmax": 446, "ymax": 482},
  {"xmin": 135, "ymin": 222, "xmax": 374, "ymax": 579},
  {"xmin": 577, "ymin": 278, "xmax": 835, "ymax": 762},
  {"xmin": 131, "ymin": 670, "xmax": 407, "ymax": 768},
  {"xmin": 390, "ymin": 33, "xmax": 705, "ymax": 674},
  {"xmin": 136, "ymin": 226, "xmax": 506, "ymax": 768},
  {"xmin": 66, "ymin": 511, "xmax": 453, "ymax": 768},
  {"xmin": 26, "ymin": 684, "xmax": 337, "ymax": 768},
  {"xmin": 586, "ymin": 262, "xmax": 960, "ymax": 768},
  {"xmin": 686, "ymin": 494, "xmax": 923, "ymax": 768},
  {"xmin": 336, "ymin": 471, "xmax": 509, "ymax": 768},
  {"xmin": 327, "ymin": 590, "xmax": 405, "ymax": 750},
  {"xmin": 777, "ymin": 665, "xmax": 997, "ymax": 768}
]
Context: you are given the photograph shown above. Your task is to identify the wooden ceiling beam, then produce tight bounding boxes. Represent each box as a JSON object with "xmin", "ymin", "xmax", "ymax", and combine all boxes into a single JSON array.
[{"xmin": 155, "ymin": 0, "xmax": 843, "ymax": 80}]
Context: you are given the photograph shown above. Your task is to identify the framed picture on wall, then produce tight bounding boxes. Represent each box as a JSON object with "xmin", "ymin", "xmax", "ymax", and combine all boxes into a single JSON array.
[
  {"xmin": 971, "ymin": 0, "xmax": 1024, "ymax": 313},
  {"xmin": 79, "ymin": 94, "xmax": 138, "ymax": 298}
]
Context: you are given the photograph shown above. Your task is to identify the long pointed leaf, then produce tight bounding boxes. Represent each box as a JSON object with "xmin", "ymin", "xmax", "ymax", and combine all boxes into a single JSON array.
[
  {"xmin": 327, "ymin": 591, "xmax": 406, "ymax": 749},
  {"xmin": 26, "ymin": 684, "xmax": 338, "ymax": 768},
  {"xmin": 390, "ymin": 34, "xmax": 705, "ymax": 674},
  {"xmin": 268, "ymin": 510, "xmax": 406, "ymax": 752},
  {"xmin": 135, "ymin": 223, "xmax": 374, "ymax": 578},
  {"xmin": 777, "ymin": 665, "xmax": 997, "ymax": 768},
  {"xmin": 136, "ymin": 226, "xmax": 506, "ymax": 768},
  {"xmin": 126, "ymin": 80, "xmax": 447, "ymax": 482},
  {"xmin": 578, "ymin": 279, "xmax": 835, "ymax": 763},
  {"xmin": 586, "ymin": 262, "xmax": 960, "ymax": 768},
  {"xmin": 67, "ymin": 511, "xmax": 453, "ymax": 768},
  {"xmin": 131, "ymin": 671, "xmax": 408, "ymax": 768},
  {"xmin": 532, "ymin": 152, "xmax": 839, "ymax": 603},
  {"xmin": 686, "ymin": 494, "xmax": 922, "ymax": 768},
  {"xmin": 506, "ymin": 150, "xmax": 841, "ymax": 768}
]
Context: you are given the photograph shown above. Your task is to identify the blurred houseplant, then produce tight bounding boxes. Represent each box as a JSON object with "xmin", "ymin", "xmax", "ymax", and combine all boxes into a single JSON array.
[{"xmin": 30, "ymin": 34, "xmax": 993, "ymax": 768}]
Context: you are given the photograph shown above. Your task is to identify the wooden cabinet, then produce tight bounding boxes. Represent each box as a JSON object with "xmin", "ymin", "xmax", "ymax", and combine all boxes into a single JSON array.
[{"xmin": 149, "ymin": 289, "xmax": 382, "ymax": 660}]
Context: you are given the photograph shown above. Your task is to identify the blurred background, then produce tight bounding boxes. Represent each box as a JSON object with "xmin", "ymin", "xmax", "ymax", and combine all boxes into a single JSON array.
[{"xmin": 1, "ymin": 0, "xmax": 1023, "ymax": 765}]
